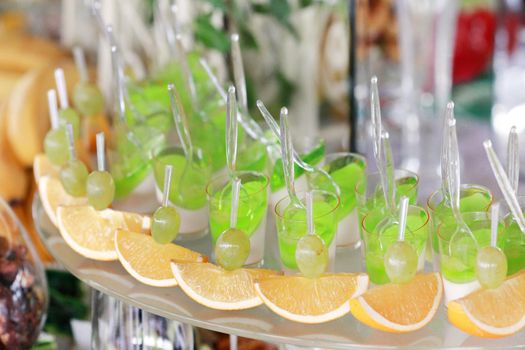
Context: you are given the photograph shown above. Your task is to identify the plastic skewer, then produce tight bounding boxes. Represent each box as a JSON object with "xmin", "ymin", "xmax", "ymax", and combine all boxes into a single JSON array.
[
  {"xmin": 65, "ymin": 124, "xmax": 76, "ymax": 161},
  {"xmin": 162, "ymin": 165, "xmax": 173, "ymax": 208},
  {"xmin": 54, "ymin": 68, "xmax": 69, "ymax": 109},
  {"xmin": 96, "ymin": 132, "xmax": 106, "ymax": 172},
  {"xmin": 491, "ymin": 202, "xmax": 499, "ymax": 248},
  {"xmin": 397, "ymin": 196, "xmax": 409, "ymax": 241},
  {"xmin": 47, "ymin": 90, "xmax": 59, "ymax": 130},
  {"xmin": 230, "ymin": 178, "xmax": 241, "ymax": 228},
  {"xmin": 73, "ymin": 46, "xmax": 89, "ymax": 82}
]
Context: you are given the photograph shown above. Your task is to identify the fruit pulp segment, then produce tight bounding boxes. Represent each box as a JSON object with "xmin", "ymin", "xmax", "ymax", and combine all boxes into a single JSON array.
[
  {"xmin": 209, "ymin": 181, "xmax": 268, "ymax": 242},
  {"xmin": 277, "ymin": 201, "xmax": 337, "ymax": 270},
  {"xmin": 153, "ymin": 152, "xmax": 209, "ymax": 210},
  {"xmin": 364, "ymin": 213, "xmax": 427, "ymax": 285}
]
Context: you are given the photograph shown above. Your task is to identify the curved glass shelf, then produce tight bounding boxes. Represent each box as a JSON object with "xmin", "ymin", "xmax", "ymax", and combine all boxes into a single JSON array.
[{"xmin": 32, "ymin": 196, "xmax": 524, "ymax": 349}]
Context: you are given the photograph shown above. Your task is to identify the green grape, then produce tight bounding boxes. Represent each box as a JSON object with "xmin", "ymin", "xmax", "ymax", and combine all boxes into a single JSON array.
[
  {"xmin": 475, "ymin": 246, "xmax": 508, "ymax": 289},
  {"xmin": 73, "ymin": 82, "xmax": 104, "ymax": 116},
  {"xmin": 215, "ymin": 228, "xmax": 250, "ymax": 271},
  {"xmin": 60, "ymin": 159, "xmax": 88, "ymax": 197},
  {"xmin": 86, "ymin": 170, "xmax": 115, "ymax": 210},
  {"xmin": 44, "ymin": 128, "xmax": 69, "ymax": 166},
  {"xmin": 151, "ymin": 206, "xmax": 180, "ymax": 244},
  {"xmin": 58, "ymin": 108, "xmax": 81, "ymax": 138},
  {"xmin": 384, "ymin": 241, "xmax": 418, "ymax": 284},
  {"xmin": 295, "ymin": 234, "xmax": 328, "ymax": 278}
]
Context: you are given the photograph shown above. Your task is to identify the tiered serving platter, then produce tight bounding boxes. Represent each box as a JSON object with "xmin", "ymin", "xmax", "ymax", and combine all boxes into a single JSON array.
[{"xmin": 33, "ymin": 195, "xmax": 525, "ymax": 349}]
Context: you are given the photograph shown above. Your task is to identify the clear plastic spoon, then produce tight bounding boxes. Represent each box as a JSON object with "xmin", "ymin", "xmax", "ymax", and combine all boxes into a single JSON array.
[
  {"xmin": 175, "ymin": 34, "xmax": 198, "ymax": 109},
  {"xmin": 440, "ymin": 102, "xmax": 454, "ymax": 204},
  {"xmin": 226, "ymin": 86, "xmax": 238, "ymax": 176},
  {"xmin": 448, "ymin": 118, "xmax": 478, "ymax": 255},
  {"xmin": 256, "ymin": 100, "xmax": 340, "ymax": 196},
  {"xmin": 230, "ymin": 33, "xmax": 248, "ymax": 112},
  {"xmin": 280, "ymin": 107, "xmax": 304, "ymax": 210},
  {"xmin": 484, "ymin": 139, "xmax": 525, "ymax": 233},
  {"xmin": 507, "ymin": 126, "xmax": 519, "ymax": 195},
  {"xmin": 199, "ymin": 58, "xmax": 268, "ymax": 144}
]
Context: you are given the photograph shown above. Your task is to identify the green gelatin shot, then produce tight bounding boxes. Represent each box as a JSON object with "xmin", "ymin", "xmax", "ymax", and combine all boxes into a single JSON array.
[
  {"xmin": 502, "ymin": 221, "xmax": 525, "ymax": 275},
  {"xmin": 363, "ymin": 208, "xmax": 428, "ymax": 285},
  {"xmin": 326, "ymin": 160, "xmax": 366, "ymax": 221},
  {"xmin": 153, "ymin": 149, "xmax": 210, "ymax": 210},
  {"xmin": 277, "ymin": 199, "xmax": 337, "ymax": 270},
  {"xmin": 439, "ymin": 215, "xmax": 504, "ymax": 283},
  {"xmin": 429, "ymin": 186, "xmax": 492, "ymax": 253},
  {"xmin": 208, "ymin": 180, "xmax": 267, "ymax": 243},
  {"xmin": 270, "ymin": 140, "xmax": 325, "ymax": 193}
]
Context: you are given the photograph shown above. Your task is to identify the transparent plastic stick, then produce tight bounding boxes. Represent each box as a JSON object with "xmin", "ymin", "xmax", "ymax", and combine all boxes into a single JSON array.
[
  {"xmin": 397, "ymin": 196, "xmax": 409, "ymax": 241},
  {"xmin": 175, "ymin": 34, "xmax": 197, "ymax": 106},
  {"xmin": 47, "ymin": 89, "xmax": 59, "ymax": 129},
  {"xmin": 230, "ymin": 33, "xmax": 248, "ymax": 110},
  {"xmin": 370, "ymin": 76, "xmax": 382, "ymax": 163},
  {"xmin": 66, "ymin": 124, "xmax": 76, "ymax": 161},
  {"xmin": 110, "ymin": 44, "xmax": 126, "ymax": 121},
  {"xmin": 226, "ymin": 86, "xmax": 238, "ymax": 174},
  {"xmin": 507, "ymin": 126, "xmax": 519, "ymax": 194},
  {"xmin": 96, "ymin": 132, "xmax": 106, "ymax": 172},
  {"xmin": 484, "ymin": 139, "xmax": 525, "ymax": 233},
  {"xmin": 447, "ymin": 118, "xmax": 461, "ymax": 216},
  {"xmin": 306, "ymin": 191, "xmax": 314, "ymax": 235},
  {"xmin": 162, "ymin": 165, "xmax": 173, "ymax": 208},
  {"xmin": 73, "ymin": 46, "xmax": 89, "ymax": 82},
  {"xmin": 230, "ymin": 178, "xmax": 241, "ymax": 228},
  {"xmin": 167, "ymin": 84, "xmax": 193, "ymax": 162},
  {"xmin": 280, "ymin": 107, "xmax": 301, "ymax": 207},
  {"xmin": 54, "ymin": 68, "xmax": 69, "ymax": 109},
  {"xmin": 381, "ymin": 131, "xmax": 396, "ymax": 211},
  {"xmin": 491, "ymin": 202, "xmax": 499, "ymax": 247},
  {"xmin": 441, "ymin": 102, "xmax": 454, "ymax": 204}
]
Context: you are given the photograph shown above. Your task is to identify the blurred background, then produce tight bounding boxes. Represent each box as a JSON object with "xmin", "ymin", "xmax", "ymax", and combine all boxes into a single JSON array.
[{"xmin": 0, "ymin": 0, "xmax": 520, "ymax": 348}]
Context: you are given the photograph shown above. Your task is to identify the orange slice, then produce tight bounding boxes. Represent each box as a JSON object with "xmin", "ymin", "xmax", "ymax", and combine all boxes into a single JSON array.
[
  {"xmin": 39, "ymin": 175, "xmax": 87, "ymax": 226},
  {"xmin": 447, "ymin": 271, "xmax": 525, "ymax": 338},
  {"xmin": 171, "ymin": 262, "xmax": 280, "ymax": 310},
  {"xmin": 350, "ymin": 273, "xmax": 442, "ymax": 333},
  {"xmin": 33, "ymin": 154, "xmax": 59, "ymax": 183},
  {"xmin": 56, "ymin": 205, "xmax": 147, "ymax": 261},
  {"xmin": 115, "ymin": 230, "xmax": 206, "ymax": 287},
  {"xmin": 255, "ymin": 273, "xmax": 369, "ymax": 324}
]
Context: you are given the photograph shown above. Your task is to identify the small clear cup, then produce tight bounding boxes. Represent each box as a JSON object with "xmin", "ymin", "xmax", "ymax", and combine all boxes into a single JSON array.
[
  {"xmin": 437, "ymin": 211, "xmax": 505, "ymax": 303},
  {"xmin": 319, "ymin": 152, "xmax": 367, "ymax": 248},
  {"xmin": 275, "ymin": 190, "xmax": 339, "ymax": 274},
  {"xmin": 361, "ymin": 204, "xmax": 429, "ymax": 285},
  {"xmin": 153, "ymin": 146, "xmax": 212, "ymax": 240},
  {"xmin": 500, "ymin": 195, "xmax": 525, "ymax": 275},
  {"xmin": 427, "ymin": 184, "xmax": 493, "ymax": 266},
  {"xmin": 206, "ymin": 171, "xmax": 269, "ymax": 266}
]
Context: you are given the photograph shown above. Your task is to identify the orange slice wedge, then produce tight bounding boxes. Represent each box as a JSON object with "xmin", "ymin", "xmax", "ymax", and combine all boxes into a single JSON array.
[
  {"xmin": 115, "ymin": 229, "xmax": 206, "ymax": 287},
  {"xmin": 56, "ymin": 205, "xmax": 147, "ymax": 261},
  {"xmin": 447, "ymin": 271, "xmax": 525, "ymax": 338},
  {"xmin": 171, "ymin": 262, "xmax": 280, "ymax": 310},
  {"xmin": 39, "ymin": 176, "xmax": 87, "ymax": 226},
  {"xmin": 350, "ymin": 273, "xmax": 443, "ymax": 333},
  {"xmin": 255, "ymin": 273, "xmax": 369, "ymax": 324}
]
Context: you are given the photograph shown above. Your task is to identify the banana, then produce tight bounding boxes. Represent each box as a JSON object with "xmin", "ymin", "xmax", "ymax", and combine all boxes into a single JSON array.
[
  {"xmin": 0, "ymin": 33, "xmax": 65, "ymax": 73},
  {"xmin": 0, "ymin": 103, "xmax": 28, "ymax": 201},
  {"xmin": 6, "ymin": 60, "xmax": 80, "ymax": 166}
]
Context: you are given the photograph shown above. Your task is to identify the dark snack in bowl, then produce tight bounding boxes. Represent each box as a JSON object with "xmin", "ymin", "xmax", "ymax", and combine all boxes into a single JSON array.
[{"xmin": 0, "ymin": 236, "xmax": 45, "ymax": 349}]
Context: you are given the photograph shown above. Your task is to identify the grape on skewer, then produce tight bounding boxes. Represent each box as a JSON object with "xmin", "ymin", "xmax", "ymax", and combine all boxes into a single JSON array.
[
  {"xmin": 44, "ymin": 89, "xmax": 69, "ymax": 166},
  {"xmin": 384, "ymin": 196, "xmax": 418, "ymax": 284},
  {"xmin": 72, "ymin": 46, "xmax": 104, "ymax": 117},
  {"xmin": 54, "ymin": 68, "xmax": 81, "ymax": 138},
  {"xmin": 87, "ymin": 133, "xmax": 115, "ymax": 210},
  {"xmin": 60, "ymin": 124, "xmax": 88, "ymax": 197},
  {"xmin": 151, "ymin": 165, "xmax": 180, "ymax": 244},
  {"xmin": 295, "ymin": 191, "xmax": 328, "ymax": 278},
  {"xmin": 215, "ymin": 178, "xmax": 250, "ymax": 271}
]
